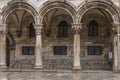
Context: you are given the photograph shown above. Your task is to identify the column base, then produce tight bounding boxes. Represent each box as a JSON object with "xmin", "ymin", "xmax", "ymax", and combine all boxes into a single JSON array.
[
  {"xmin": 0, "ymin": 65, "xmax": 7, "ymax": 71},
  {"xmin": 112, "ymin": 67, "xmax": 120, "ymax": 72},
  {"xmin": 35, "ymin": 65, "xmax": 43, "ymax": 71},
  {"xmin": 73, "ymin": 66, "xmax": 81, "ymax": 72},
  {"xmin": 113, "ymin": 67, "xmax": 117, "ymax": 71}
]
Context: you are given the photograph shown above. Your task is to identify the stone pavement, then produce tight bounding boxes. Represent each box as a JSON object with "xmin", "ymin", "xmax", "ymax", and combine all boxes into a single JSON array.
[{"xmin": 0, "ymin": 71, "xmax": 120, "ymax": 80}]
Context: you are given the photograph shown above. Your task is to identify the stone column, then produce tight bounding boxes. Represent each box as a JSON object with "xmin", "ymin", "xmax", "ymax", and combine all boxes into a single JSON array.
[
  {"xmin": 0, "ymin": 24, "xmax": 7, "ymax": 69},
  {"xmin": 113, "ymin": 34, "xmax": 118, "ymax": 71},
  {"xmin": 72, "ymin": 23, "xmax": 82, "ymax": 71},
  {"xmin": 117, "ymin": 25, "xmax": 120, "ymax": 71},
  {"xmin": 34, "ymin": 24, "xmax": 43, "ymax": 69},
  {"xmin": 118, "ymin": 36, "xmax": 120, "ymax": 71},
  {"xmin": 112, "ymin": 23, "xmax": 120, "ymax": 71}
]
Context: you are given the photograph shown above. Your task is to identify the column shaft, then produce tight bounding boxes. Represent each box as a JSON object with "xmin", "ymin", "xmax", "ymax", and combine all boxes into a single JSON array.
[
  {"xmin": 113, "ymin": 35, "xmax": 118, "ymax": 70},
  {"xmin": 117, "ymin": 36, "xmax": 120, "ymax": 70},
  {"xmin": 34, "ymin": 24, "xmax": 43, "ymax": 69},
  {"xmin": 73, "ymin": 33, "xmax": 81, "ymax": 69},
  {"xmin": 0, "ymin": 31, "xmax": 7, "ymax": 69},
  {"xmin": 112, "ymin": 22, "xmax": 120, "ymax": 71},
  {"xmin": 72, "ymin": 23, "xmax": 82, "ymax": 71},
  {"xmin": 35, "ymin": 34, "xmax": 43, "ymax": 69}
]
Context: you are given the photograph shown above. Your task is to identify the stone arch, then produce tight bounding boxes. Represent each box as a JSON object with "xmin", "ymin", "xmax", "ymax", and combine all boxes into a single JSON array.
[
  {"xmin": 77, "ymin": 1, "xmax": 119, "ymax": 23},
  {"xmin": 2, "ymin": 1, "xmax": 38, "ymax": 24},
  {"xmin": 39, "ymin": 1, "xmax": 76, "ymax": 23}
]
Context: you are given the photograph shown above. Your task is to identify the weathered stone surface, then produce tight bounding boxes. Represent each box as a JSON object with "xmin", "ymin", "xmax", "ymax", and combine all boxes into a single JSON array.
[
  {"xmin": 0, "ymin": 71, "xmax": 120, "ymax": 80},
  {"xmin": 0, "ymin": 0, "xmax": 120, "ymax": 72}
]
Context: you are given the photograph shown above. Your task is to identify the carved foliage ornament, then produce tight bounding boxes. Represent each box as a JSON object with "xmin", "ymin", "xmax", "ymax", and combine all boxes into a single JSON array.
[
  {"xmin": 34, "ymin": 24, "xmax": 43, "ymax": 35},
  {"xmin": 112, "ymin": 22, "xmax": 120, "ymax": 35},
  {"xmin": 72, "ymin": 23, "xmax": 82, "ymax": 34}
]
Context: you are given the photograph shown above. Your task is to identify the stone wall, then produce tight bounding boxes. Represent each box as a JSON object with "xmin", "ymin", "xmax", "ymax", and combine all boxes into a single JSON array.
[
  {"xmin": 81, "ymin": 12, "xmax": 113, "ymax": 58},
  {"xmin": 42, "ymin": 14, "xmax": 73, "ymax": 57}
]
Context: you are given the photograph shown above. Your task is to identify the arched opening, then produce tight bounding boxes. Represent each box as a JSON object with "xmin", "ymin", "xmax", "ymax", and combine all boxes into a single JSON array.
[
  {"xmin": 29, "ymin": 22, "xmax": 35, "ymax": 37},
  {"xmin": 88, "ymin": 20, "xmax": 98, "ymax": 37},
  {"xmin": 80, "ymin": 8, "xmax": 114, "ymax": 70},
  {"xmin": 6, "ymin": 38, "xmax": 10, "ymax": 67},
  {"xmin": 6, "ymin": 9, "xmax": 35, "ymax": 69},
  {"xmin": 42, "ymin": 8, "xmax": 73, "ymax": 70},
  {"xmin": 57, "ymin": 20, "xmax": 69, "ymax": 37}
]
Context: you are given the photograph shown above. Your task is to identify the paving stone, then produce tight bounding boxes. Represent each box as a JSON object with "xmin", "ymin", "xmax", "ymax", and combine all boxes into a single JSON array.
[{"xmin": 0, "ymin": 71, "xmax": 119, "ymax": 80}]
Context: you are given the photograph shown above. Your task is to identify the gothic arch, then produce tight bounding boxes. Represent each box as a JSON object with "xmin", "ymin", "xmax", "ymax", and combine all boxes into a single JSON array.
[
  {"xmin": 77, "ymin": 1, "xmax": 119, "ymax": 23},
  {"xmin": 39, "ymin": 1, "xmax": 76, "ymax": 23},
  {"xmin": 2, "ymin": 1, "xmax": 38, "ymax": 24}
]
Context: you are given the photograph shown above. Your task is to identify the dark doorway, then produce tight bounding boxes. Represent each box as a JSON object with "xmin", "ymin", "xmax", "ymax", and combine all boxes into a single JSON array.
[{"xmin": 6, "ymin": 38, "xmax": 10, "ymax": 67}]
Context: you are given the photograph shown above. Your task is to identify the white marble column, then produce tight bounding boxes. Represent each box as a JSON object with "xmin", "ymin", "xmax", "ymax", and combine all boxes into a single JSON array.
[
  {"xmin": 0, "ymin": 24, "xmax": 7, "ymax": 69},
  {"xmin": 34, "ymin": 24, "xmax": 43, "ymax": 69},
  {"xmin": 72, "ymin": 23, "xmax": 82, "ymax": 71}
]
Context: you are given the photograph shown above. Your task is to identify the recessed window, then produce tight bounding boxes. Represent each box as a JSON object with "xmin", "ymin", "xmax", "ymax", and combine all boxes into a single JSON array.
[
  {"xmin": 87, "ymin": 46, "xmax": 102, "ymax": 55},
  {"xmin": 29, "ymin": 22, "xmax": 35, "ymax": 37},
  {"xmin": 88, "ymin": 20, "xmax": 98, "ymax": 36},
  {"xmin": 22, "ymin": 46, "xmax": 35, "ymax": 55},
  {"xmin": 57, "ymin": 20, "xmax": 68, "ymax": 37},
  {"xmin": 54, "ymin": 46, "xmax": 67, "ymax": 55}
]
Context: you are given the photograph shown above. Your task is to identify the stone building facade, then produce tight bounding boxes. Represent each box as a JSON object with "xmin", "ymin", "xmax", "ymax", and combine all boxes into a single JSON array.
[{"xmin": 0, "ymin": 0, "xmax": 120, "ymax": 71}]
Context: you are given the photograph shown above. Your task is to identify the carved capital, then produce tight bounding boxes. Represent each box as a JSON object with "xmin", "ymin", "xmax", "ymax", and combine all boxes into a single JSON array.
[
  {"xmin": 0, "ymin": 31, "xmax": 4, "ymax": 35},
  {"xmin": 112, "ymin": 22, "xmax": 120, "ymax": 28},
  {"xmin": 0, "ymin": 24, "xmax": 6, "ymax": 30},
  {"xmin": 72, "ymin": 23, "xmax": 82, "ymax": 34},
  {"xmin": 35, "ymin": 16, "xmax": 41, "ymax": 25},
  {"xmin": 0, "ymin": 24, "xmax": 7, "ymax": 35},
  {"xmin": 112, "ymin": 22, "xmax": 120, "ymax": 36},
  {"xmin": 34, "ymin": 24, "xmax": 43, "ymax": 35}
]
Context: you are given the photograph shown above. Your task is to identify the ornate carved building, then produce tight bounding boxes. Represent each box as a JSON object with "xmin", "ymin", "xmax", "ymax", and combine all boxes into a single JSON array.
[{"xmin": 0, "ymin": 0, "xmax": 120, "ymax": 71}]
